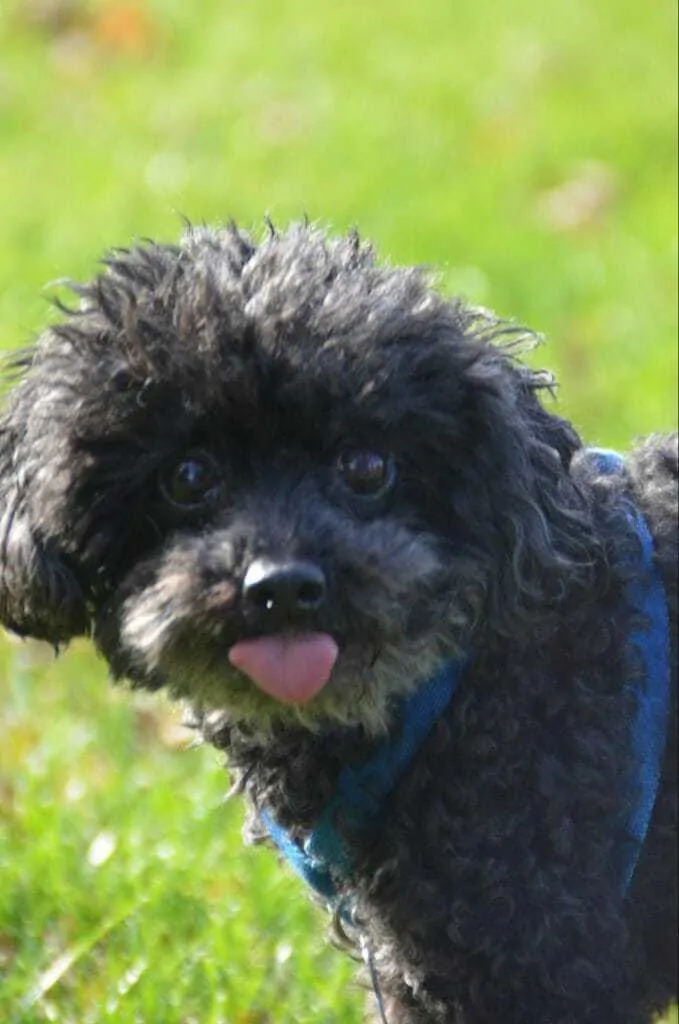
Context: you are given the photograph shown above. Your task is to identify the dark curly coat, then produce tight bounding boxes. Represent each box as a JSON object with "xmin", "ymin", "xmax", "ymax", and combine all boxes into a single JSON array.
[{"xmin": 0, "ymin": 223, "xmax": 676, "ymax": 1023}]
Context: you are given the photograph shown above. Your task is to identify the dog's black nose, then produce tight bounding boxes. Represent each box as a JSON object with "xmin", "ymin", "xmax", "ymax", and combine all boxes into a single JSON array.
[{"xmin": 241, "ymin": 558, "xmax": 327, "ymax": 619}]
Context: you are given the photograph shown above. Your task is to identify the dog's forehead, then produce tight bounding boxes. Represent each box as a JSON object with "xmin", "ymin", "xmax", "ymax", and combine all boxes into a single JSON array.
[
  {"xmin": 173, "ymin": 226, "xmax": 450, "ymax": 370},
  {"xmin": 7, "ymin": 225, "xmax": 486, "ymax": 465},
  {"xmin": 33, "ymin": 228, "xmax": 474, "ymax": 437}
]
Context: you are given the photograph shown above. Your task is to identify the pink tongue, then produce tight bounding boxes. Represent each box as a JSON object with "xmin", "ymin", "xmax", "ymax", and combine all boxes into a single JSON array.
[{"xmin": 228, "ymin": 633, "xmax": 339, "ymax": 704}]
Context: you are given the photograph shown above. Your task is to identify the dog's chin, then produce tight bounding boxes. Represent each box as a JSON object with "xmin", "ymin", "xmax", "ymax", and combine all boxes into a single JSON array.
[{"xmin": 116, "ymin": 629, "xmax": 453, "ymax": 736}]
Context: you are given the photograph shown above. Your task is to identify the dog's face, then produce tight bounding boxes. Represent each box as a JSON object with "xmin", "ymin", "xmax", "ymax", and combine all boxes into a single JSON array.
[{"xmin": 0, "ymin": 224, "xmax": 580, "ymax": 731}]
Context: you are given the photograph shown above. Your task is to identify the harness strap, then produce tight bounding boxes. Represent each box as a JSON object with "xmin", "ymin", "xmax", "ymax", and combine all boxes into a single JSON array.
[
  {"xmin": 262, "ymin": 657, "xmax": 467, "ymax": 901},
  {"xmin": 588, "ymin": 449, "xmax": 671, "ymax": 890}
]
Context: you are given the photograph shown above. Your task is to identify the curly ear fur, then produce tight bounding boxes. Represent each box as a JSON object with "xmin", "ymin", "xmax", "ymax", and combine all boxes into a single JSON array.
[
  {"xmin": 388, "ymin": 318, "xmax": 598, "ymax": 637},
  {"xmin": 459, "ymin": 351, "xmax": 597, "ymax": 630},
  {"xmin": 0, "ymin": 427, "xmax": 89, "ymax": 643}
]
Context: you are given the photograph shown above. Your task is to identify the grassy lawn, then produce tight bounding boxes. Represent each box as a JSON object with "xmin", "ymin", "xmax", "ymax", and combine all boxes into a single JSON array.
[{"xmin": 0, "ymin": 0, "xmax": 676, "ymax": 1021}]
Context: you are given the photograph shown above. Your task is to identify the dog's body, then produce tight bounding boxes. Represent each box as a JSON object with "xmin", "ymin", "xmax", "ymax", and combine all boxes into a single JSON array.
[{"xmin": 0, "ymin": 224, "xmax": 676, "ymax": 1023}]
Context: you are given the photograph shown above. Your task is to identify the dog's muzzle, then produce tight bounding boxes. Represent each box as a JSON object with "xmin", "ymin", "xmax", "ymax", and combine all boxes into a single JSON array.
[{"xmin": 229, "ymin": 557, "xmax": 339, "ymax": 704}]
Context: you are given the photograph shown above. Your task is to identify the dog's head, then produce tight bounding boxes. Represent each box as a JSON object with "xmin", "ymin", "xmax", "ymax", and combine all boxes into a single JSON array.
[{"xmin": 0, "ymin": 223, "xmax": 586, "ymax": 730}]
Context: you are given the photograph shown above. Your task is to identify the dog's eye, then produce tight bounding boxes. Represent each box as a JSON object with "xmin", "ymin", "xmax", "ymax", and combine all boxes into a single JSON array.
[
  {"xmin": 161, "ymin": 454, "xmax": 221, "ymax": 510},
  {"xmin": 336, "ymin": 449, "xmax": 396, "ymax": 498}
]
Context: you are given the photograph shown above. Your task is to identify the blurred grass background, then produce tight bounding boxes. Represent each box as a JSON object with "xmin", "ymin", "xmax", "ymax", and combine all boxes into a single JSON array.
[{"xmin": 0, "ymin": 0, "xmax": 676, "ymax": 1021}]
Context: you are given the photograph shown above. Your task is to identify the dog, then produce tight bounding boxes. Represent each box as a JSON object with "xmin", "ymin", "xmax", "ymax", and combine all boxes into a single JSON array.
[{"xmin": 0, "ymin": 222, "xmax": 676, "ymax": 1023}]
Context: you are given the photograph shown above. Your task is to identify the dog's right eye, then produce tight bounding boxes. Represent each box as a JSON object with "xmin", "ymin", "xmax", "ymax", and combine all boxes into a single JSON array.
[
  {"xmin": 161, "ymin": 454, "xmax": 221, "ymax": 510},
  {"xmin": 336, "ymin": 449, "xmax": 396, "ymax": 500}
]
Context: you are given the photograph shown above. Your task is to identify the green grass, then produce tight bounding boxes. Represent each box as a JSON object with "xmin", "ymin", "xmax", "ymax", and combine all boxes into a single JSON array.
[
  {"xmin": 0, "ymin": 0, "xmax": 676, "ymax": 1020},
  {"xmin": 0, "ymin": 641, "xmax": 359, "ymax": 1022}
]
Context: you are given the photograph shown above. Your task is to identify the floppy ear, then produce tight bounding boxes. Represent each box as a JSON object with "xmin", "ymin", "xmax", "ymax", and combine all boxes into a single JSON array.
[{"xmin": 0, "ymin": 431, "xmax": 89, "ymax": 644}]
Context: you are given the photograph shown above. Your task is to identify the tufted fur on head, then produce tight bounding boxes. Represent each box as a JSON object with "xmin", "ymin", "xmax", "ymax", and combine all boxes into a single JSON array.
[{"xmin": 0, "ymin": 222, "xmax": 676, "ymax": 1023}]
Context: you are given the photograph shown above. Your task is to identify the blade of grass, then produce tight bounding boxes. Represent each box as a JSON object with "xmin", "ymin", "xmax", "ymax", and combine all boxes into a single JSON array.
[{"xmin": 22, "ymin": 897, "xmax": 148, "ymax": 1010}]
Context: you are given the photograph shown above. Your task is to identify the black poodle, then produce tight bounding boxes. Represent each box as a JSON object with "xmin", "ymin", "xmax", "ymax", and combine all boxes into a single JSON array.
[{"xmin": 0, "ymin": 223, "xmax": 676, "ymax": 1023}]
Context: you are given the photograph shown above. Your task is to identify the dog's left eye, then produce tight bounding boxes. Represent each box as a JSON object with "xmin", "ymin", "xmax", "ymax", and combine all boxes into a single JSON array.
[
  {"xmin": 336, "ymin": 449, "xmax": 396, "ymax": 498},
  {"xmin": 161, "ymin": 454, "xmax": 221, "ymax": 510}
]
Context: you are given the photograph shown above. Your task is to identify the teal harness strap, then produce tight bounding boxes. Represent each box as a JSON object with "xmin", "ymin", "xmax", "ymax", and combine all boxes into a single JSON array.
[
  {"xmin": 262, "ymin": 449, "xmax": 671, "ymax": 903},
  {"xmin": 588, "ymin": 449, "xmax": 671, "ymax": 892},
  {"xmin": 261, "ymin": 657, "xmax": 467, "ymax": 902}
]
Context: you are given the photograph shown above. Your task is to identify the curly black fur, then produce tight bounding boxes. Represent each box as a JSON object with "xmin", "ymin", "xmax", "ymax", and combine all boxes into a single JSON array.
[{"xmin": 0, "ymin": 223, "xmax": 676, "ymax": 1023}]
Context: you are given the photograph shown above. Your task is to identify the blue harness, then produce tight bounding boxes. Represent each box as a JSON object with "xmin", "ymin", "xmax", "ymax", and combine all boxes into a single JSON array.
[{"xmin": 262, "ymin": 450, "xmax": 671, "ymax": 903}]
